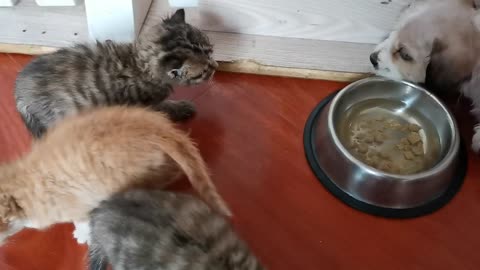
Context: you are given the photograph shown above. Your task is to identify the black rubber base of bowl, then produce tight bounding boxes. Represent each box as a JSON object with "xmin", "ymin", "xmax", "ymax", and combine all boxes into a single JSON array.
[{"xmin": 303, "ymin": 91, "xmax": 468, "ymax": 219}]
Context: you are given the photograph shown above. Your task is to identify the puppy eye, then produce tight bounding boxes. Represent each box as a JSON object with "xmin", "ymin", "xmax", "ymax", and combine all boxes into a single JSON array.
[{"xmin": 398, "ymin": 47, "xmax": 413, "ymax": 62}]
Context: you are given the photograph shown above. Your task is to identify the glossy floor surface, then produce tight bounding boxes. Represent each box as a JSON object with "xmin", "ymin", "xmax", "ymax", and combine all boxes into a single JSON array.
[{"xmin": 0, "ymin": 53, "xmax": 479, "ymax": 270}]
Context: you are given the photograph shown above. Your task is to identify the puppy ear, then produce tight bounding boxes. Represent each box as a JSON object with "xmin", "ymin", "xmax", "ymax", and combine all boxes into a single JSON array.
[
  {"xmin": 431, "ymin": 38, "xmax": 447, "ymax": 56},
  {"xmin": 473, "ymin": 11, "xmax": 480, "ymax": 30},
  {"xmin": 467, "ymin": 0, "xmax": 478, "ymax": 8},
  {"xmin": 426, "ymin": 39, "xmax": 465, "ymax": 98},
  {"xmin": 0, "ymin": 195, "xmax": 23, "ymax": 223}
]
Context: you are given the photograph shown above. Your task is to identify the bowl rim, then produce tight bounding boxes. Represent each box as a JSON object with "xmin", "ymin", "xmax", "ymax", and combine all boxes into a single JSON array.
[{"xmin": 327, "ymin": 76, "xmax": 460, "ymax": 180}]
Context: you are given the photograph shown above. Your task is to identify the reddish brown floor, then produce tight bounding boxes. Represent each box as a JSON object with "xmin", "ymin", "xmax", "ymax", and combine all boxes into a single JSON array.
[{"xmin": 0, "ymin": 53, "xmax": 479, "ymax": 270}]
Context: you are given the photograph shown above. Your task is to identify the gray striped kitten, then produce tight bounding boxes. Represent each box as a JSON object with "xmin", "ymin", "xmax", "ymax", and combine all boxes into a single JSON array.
[
  {"xmin": 15, "ymin": 9, "xmax": 217, "ymax": 138},
  {"xmin": 88, "ymin": 190, "xmax": 265, "ymax": 270}
]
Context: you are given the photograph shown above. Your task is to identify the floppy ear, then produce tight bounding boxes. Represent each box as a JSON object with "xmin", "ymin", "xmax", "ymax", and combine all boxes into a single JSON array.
[
  {"xmin": 0, "ymin": 195, "xmax": 22, "ymax": 223},
  {"xmin": 473, "ymin": 11, "xmax": 480, "ymax": 30},
  {"xmin": 468, "ymin": 0, "xmax": 479, "ymax": 8},
  {"xmin": 431, "ymin": 38, "xmax": 447, "ymax": 56},
  {"xmin": 425, "ymin": 38, "xmax": 467, "ymax": 98},
  {"xmin": 164, "ymin": 9, "xmax": 186, "ymax": 25}
]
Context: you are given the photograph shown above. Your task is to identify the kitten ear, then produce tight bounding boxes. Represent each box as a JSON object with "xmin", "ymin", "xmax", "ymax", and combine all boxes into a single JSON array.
[
  {"xmin": 0, "ymin": 195, "xmax": 22, "ymax": 223},
  {"xmin": 165, "ymin": 9, "xmax": 186, "ymax": 25}
]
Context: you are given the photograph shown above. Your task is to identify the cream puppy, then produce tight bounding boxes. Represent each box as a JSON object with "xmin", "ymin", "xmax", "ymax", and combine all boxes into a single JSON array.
[{"xmin": 370, "ymin": 0, "xmax": 480, "ymax": 152}]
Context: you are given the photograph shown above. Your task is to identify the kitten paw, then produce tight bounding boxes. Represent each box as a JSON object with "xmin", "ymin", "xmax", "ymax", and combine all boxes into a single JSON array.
[
  {"xmin": 156, "ymin": 100, "xmax": 196, "ymax": 122},
  {"xmin": 73, "ymin": 221, "xmax": 91, "ymax": 245},
  {"xmin": 171, "ymin": 100, "xmax": 196, "ymax": 121},
  {"xmin": 472, "ymin": 125, "xmax": 480, "ymax": 153}
]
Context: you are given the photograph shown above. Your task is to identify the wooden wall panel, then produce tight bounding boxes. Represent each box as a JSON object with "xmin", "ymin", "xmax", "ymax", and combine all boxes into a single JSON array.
[
  {"xmin": 0, "ymin": 0, "xmax": 413, "ymax": 73},
  {"xmin": 150, "ymin": 0, "xmax": 411, "ymax": 44},
  {"xmin": 204, "ymin": 31, "xmax": 374, "ymax": 73},
  {"xmin": 0, "ymin": 0, "xmax": 88, "ymax": 47}
]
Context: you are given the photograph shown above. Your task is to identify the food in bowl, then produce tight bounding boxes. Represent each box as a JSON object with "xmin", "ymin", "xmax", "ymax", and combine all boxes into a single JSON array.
[{"xmin": 337, "ymin": 99, "xmax": 441, "ymax": 175}]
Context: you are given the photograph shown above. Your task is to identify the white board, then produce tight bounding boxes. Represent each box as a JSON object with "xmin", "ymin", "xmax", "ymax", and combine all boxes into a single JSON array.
[
  {"xmin": 0, "ymin": 0, "xmax": 411, "ymax": 73},
  {"xmin": 150, "ymin": 0, "xmax": 412, "ymax": 44}
]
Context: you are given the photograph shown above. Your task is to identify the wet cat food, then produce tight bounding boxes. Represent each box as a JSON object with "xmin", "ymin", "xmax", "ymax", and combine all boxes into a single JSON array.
[{"xmin": 347, "ymin": 119, "xmax": 429, "ymax": 174}]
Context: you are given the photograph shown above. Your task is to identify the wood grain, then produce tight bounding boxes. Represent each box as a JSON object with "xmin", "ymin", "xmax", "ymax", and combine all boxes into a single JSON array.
[
  {"xmin": 218, "ymin": 59, "xmax": 370, "ymax": 82},
  {"xmin": 150, "ymin": 0, "xmax": 411, "ymax": 44},
  {"xmin": 0, "ymin": 0, "xmax": 88, "ymax": 47},
  {"xmin": 144, "ymin": 4, "xmax": 378, "ymax": 73},
  {"xmin": 203, "ymin": 31, "xmax": 375, "ymax": 73},
  {"xmin": 0, "ymin": 43, "xmax": 59, "ymax": 55},
  {"xmin": 144, "ymin": 0, "xmax": 405, "ymax": 73},
  {"xmin": 0, "ymin": 29, "xmax": 377, "ymax": 73},
  {"xmin": 1, "ymin": 53, "xmax": 480, "ymax": 270},
  {"xmin": 0, "ymin": 0, "xmax": 410, "ymax": 73},
  {"xmin": 0, "ymin": 44, "xmax": 370, "ymax": 81}
]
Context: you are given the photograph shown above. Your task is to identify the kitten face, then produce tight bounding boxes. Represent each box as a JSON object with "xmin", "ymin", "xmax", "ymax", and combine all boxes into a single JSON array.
[
  {"xmin": 0, "ymin": 220, "xmax": 26, "ymax": 245},
  {"xmin": 159, "ymin": 9, "xmax": 218, "ymax": 85},
  {"xmin": 0, "ymin": 194, "xmax": 25, "ymax": 245}
]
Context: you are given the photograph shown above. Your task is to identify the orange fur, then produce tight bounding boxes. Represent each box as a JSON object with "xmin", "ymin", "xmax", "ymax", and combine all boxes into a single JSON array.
[{"xmin": 0, "ymin": 106, "xmax": 230, "ymax": 243}]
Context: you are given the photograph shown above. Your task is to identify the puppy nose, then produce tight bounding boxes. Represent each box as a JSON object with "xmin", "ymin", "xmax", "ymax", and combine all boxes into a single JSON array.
[{"xmin": 370, "ymin": 52, "xmax": 379, "ymax": 68}]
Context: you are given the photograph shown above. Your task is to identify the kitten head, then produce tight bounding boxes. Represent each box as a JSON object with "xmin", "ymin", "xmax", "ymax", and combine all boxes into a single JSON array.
[
  {"xmin": 137, "ymin": 9, "xmax": 218, "ymax": 85},
  {"xmin": 0, "ymin": 194, "xmax": 25, "ymax": 245}
]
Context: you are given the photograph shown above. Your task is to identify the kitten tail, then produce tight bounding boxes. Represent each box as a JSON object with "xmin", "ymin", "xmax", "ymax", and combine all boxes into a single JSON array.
[
  {"xmin": 17, "ymin": 106, "xmax": 47, "ymax": 139},
  {"xmin": 87, "ymin": 245, "xmax": 108, "ymax": 270},
  {"xmin": 157, "ymin": 130, "xmax": 232, "ymax": 217}
]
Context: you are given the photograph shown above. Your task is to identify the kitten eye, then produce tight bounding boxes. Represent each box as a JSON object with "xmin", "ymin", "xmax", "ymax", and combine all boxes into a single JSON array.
[{"xmin": 398, "ymin": 47, "xmax": 413, "ymax": 62}]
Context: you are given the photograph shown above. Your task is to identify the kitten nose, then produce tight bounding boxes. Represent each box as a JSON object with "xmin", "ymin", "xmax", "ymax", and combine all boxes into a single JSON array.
[{"xmin": 370, "ymin": 52, "xmax": 379, "ymax": 68}]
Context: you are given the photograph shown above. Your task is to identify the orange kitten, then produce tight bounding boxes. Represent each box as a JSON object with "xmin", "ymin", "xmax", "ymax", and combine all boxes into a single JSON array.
[{"xmin": 0, "ymin": 106, "xmax": 230, "ymax": 245}]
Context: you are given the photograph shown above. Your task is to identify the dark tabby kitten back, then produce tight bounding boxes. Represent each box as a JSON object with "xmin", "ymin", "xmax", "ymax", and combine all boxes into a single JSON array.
[
  {"xmin": 89, "ymin": 190, "xmax": 265, "ymax": 270},
  {"xmin": 15, "ymin": 9, "xmax": 217, "ymax": 138}
]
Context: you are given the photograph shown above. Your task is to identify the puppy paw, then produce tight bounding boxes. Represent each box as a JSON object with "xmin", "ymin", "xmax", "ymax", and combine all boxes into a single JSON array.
[
  {"xmin": 73, "ymin": 221, "xmax": 91, "ymax": 245},
  {"xmin": 472, "ymin": 125, "xmax": 480, "ymax": 153}
]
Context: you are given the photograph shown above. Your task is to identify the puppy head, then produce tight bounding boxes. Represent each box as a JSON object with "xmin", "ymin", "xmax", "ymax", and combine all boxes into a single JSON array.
[
  {"xmin": 0, "ymin": 194, "xmax": 25, "ymax": 245},
  {"xmin": 370, "ymin": 0, "xmax": 478, "ymax": 83},
  {"xmin": 370, "ymin": 28, "xmax": 445, "ymax": 83}
]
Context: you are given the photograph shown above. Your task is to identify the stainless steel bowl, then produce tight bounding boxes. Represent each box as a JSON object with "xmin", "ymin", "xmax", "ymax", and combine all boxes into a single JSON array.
[{"xmin": 312, "ymin": 77, "xmax": 461, "ymax": 210}]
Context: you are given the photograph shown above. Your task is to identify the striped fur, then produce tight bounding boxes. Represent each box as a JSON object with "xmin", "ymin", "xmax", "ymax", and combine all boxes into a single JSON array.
[
  {"xmin": 15, "ymin": 9, "xmax": 218, "ymax": 138},
  {"xmin": 89, "ymin": 190, "xmax": 264, "ymax": 270}
]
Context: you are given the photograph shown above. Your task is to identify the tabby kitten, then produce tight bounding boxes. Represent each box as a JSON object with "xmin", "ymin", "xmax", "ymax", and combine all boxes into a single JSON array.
[
  {"xmin": 15, "ymin": 9, "xmax": 217, "ymax": 138},
  {"xmin": 89, "ymin": 190, "xmax": 265, "ymax": 270},
  {"xmin": 0, "ymin": 106, "xmax": 230, "ymax": 245}
]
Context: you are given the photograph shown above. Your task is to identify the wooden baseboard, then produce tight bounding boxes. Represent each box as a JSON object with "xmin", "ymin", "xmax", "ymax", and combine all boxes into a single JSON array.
[
  {"xmin": 0, "ymin": 43, "xmax": 58, "ymax": 55},
  {"xmin": 0, "ymin": 42, "xmax": 369, "ymax": 82},
  {"xmin": 218, "ymin": 59, "xmax": 369, "ymax": 82}
]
